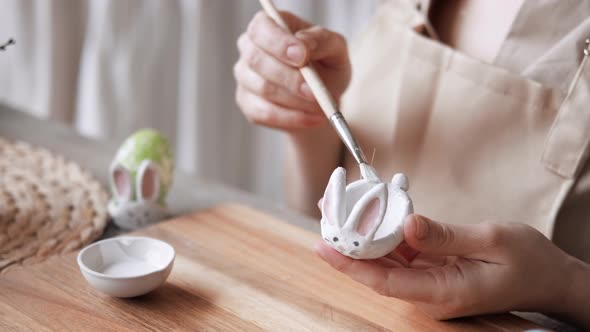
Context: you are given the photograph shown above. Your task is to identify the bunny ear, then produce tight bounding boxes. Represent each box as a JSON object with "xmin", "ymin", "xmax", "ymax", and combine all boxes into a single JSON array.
[
  {"xmin": 110, "ymin": 162, "xmax": 132, "ymax": 202},
  {"xmin": 345, "ymin": 183, "xmax": 387, "ymax": 240},
  {"xmin": 136, "ymin": 160, "xmax": 161, "ymax": 203},
  {"xmin": 321, "ymin": 167, "xmax": 346, "ymax": 226},
  {"xmin": 391, "ymin": 173, "xmax": 409, "ymax": 191}
]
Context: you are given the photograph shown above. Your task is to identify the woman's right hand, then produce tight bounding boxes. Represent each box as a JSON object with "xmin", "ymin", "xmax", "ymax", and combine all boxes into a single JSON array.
[{"xmin": 234, "ymin": 11, "xmax": 351, "ymax": 131}]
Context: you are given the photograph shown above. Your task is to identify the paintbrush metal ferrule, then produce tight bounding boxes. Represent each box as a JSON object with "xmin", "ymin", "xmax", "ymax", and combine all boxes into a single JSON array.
[{"xmin": 329, "ymin": 112, "xmax": 367, "ymax": 165}]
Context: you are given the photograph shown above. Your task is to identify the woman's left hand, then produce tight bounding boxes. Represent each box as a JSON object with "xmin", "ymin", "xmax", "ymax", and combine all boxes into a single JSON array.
[{"xmin": 315, "ymin": 215, "xmax": 590, "ymax": 326}]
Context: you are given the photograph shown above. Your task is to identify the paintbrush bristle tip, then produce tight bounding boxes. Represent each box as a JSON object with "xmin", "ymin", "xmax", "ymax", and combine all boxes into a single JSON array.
[{"xmin": 359, "ymin": 163, "xmax": 380, "ymax": 182}]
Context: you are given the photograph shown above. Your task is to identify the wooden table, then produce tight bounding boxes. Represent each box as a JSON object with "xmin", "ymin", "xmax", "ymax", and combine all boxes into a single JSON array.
[{"xmin": 0, "ymin": 204, "xmax": 540, "ymax": 331}]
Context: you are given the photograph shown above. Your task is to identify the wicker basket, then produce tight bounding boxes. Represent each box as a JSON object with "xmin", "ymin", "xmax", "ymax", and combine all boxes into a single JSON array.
[{"xmin": 0, "ymin": 137, "xmax": 109, "ymax": 273}]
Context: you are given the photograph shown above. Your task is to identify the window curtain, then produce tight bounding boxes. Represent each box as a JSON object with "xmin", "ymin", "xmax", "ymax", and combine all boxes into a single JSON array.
[{"xmin": 0, "ymin": 0, "xmax": 379, "ymax": 201}]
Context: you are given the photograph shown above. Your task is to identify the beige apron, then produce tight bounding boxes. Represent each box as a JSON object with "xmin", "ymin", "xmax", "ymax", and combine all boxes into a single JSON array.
[{"xmin": 342, "ymin": 1, "xmax": 590, "ymax": 239}]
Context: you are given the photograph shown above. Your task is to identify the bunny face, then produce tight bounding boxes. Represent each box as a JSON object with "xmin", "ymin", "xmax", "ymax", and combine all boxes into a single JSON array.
[
  {"xmin": 108, "ymin": 159, "xmax": 169, "ymax": 229},
  {"xmin": 320, "ymin": 167, "xmax": 413, "ymax": 259},
  {"xmin": 108, "ymin": 199, "xmax": 169, "ymax": 229}
]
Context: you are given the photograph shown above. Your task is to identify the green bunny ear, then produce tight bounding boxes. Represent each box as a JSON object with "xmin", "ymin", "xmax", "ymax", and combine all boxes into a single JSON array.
[{"xmin": 136, "ymin": 160, "xmax": 161, "ymax": 203}]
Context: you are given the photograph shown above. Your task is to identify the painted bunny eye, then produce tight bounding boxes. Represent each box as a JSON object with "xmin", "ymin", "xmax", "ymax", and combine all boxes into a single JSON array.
[
  {"xmin": 332, "ymin": 237, "xmax": 339, "ymax": 242},
  {"xmin": 353, "ymin": 241, "xmax": 359, "ymax": 247}
]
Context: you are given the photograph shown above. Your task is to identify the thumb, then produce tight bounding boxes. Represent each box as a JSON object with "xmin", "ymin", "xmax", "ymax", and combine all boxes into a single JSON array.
[
  {"xmin": 404, "ymin": 214, "xmax": 504, "ymax": 259},
  {"xmin": 294, "ymin": 26, "xmax": 349, "ymax": 69}
]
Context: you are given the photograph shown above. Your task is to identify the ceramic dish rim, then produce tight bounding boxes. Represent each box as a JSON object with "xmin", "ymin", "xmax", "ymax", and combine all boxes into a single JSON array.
[{"xmin": 77, "ymin": 236, "xmax": 175, "ymax": 280}]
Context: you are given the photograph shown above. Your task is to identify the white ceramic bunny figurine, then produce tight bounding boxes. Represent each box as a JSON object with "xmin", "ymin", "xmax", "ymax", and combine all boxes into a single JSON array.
[
  {"xmin": 108, "ymin": 129, "xmax": 173, "ymax": 230},
  {"xmin": 320, "ymin": 167, "xmax": 413, "ymax": 259}
]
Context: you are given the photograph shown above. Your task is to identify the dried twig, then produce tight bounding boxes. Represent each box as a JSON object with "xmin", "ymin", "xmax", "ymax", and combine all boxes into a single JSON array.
[{"xmin": 0, "ymin": 38, "xmax": 15, "ymax": 51}]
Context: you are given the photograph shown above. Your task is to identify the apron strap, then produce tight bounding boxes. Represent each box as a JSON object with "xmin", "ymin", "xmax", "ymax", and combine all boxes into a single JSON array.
[{"xmin": 541, "ymin": 39, "xmax": 590, "ymax": 179}]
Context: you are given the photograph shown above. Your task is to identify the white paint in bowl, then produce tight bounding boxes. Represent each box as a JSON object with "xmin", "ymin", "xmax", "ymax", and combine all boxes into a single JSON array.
[{"xmin": 77, "ymin": 236, "xmax": 175, "ymax": 298}]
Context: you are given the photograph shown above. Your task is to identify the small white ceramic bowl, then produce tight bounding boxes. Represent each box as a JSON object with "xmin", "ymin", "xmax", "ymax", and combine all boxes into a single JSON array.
[{"xmin": 77, "ymin": 236, "xmax": 175, "ymax": 298}]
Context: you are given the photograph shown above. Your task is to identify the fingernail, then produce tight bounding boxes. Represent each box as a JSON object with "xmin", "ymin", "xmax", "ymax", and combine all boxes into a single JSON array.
[
  {"xmin": 286, "ymin": 44, "xmax": 305, "ymax": 64},
  {"xmin": 299, "ymin": 83, "xmax": 314, "ymax": 100},
  {"xmin": 414, "ymin": 215, "xmax": 429, "ymax": 240}
]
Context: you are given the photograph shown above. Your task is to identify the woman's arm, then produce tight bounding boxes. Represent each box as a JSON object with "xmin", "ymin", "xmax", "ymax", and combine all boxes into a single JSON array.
[
  {"xmin": 285, "ymin": 126, "xmax": 341, "ymax": 218},
  {"xmin": 560, "ymin": 256, "xmax": 590, "ymax": 328}
]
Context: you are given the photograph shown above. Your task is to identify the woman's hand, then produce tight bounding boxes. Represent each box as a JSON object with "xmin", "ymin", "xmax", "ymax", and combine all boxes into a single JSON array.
[
  {"xmin": 234, "ymin": 11, "xmax": 351, "ymax": 131},
  {"xmin": 315, "ymin": 215, "xmax": 590, "ymax": 328},
  {"xmin": 235, "ymin": 12, "xmax": 348, "ymax": 216}
]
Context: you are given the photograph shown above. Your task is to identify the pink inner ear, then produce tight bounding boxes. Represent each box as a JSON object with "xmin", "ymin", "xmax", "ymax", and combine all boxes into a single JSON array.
[
  {"xmin": 357, "ymin": 198, "xmax": 380, "ymax": 236},
  {"xmin": 113, "ymin": 169, "xmax": 131, "ymax": 199},
  {"xmin": 141, "ymin": 167, "xmax": 157, "ymax": 200}
]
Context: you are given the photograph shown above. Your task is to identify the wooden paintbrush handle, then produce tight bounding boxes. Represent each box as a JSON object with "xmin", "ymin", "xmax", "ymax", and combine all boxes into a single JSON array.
[{"xmin": 258, "ymin": 0, "xmax": 339, "ymax": 118}]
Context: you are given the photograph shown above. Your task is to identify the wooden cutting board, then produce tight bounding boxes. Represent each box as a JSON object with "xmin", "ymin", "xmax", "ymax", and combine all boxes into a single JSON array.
[{"xmin": 0, "ymin": 203, "xmax": 539, "ymax": 331}]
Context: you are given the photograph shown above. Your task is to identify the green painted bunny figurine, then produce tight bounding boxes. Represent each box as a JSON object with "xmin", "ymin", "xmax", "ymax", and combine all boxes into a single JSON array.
[{"xmin": 108, "ymin": 129, "xmax": 174, "ymax": 229}]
